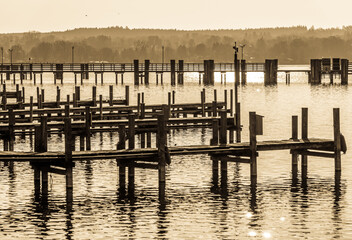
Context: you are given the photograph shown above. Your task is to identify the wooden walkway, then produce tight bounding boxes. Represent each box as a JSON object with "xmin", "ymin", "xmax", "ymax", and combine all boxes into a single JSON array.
[{"xmin": 0, "ymin": 138, "xmax": 334, "ymax": 162}]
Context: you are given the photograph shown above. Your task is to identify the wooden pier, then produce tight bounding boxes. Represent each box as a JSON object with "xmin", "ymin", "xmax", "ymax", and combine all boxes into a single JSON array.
[
  {"xmin": 0, "ymin": 57, "xmax": 350, "ymax": 86},
  {"xmin": 0, "ymin": 104, "xmax": 344, "ymax": 205}
]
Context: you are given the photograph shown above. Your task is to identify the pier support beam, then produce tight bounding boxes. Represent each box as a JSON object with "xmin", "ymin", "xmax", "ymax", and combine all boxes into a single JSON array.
[
  {"xmin": 178, "ymin": 60, "xmax": 184, "ymax": 84},
  {"xmin": 249, "ymin": 112, "xmax": 257, "ymax": 186},
  {"xmin": 170, "ymin": 60, "xmax": 176, "ymax": 85},
  {"xmin": 157, "ymin": 112, "xmax": 167, "ymax": 202},
  {"xmin": 240, "ymin": 60, "xmax": 246, "ymax": 84},
  {"xmin": 144, "ymin": 59, "xmax": 150, "ymax": 85},
  {"xmin": 341, "ymin": 59, "xmax": 349, "ymax": 85},
  {"xmin": 333, "ymin": 108, "xmax": 341, "ymax": 172},
  {"xmin": 301, "ymin": 108, "xmax": 308, "ymax": 182},
  {"xmin": 133, "ymin": 60, "xmax": 139, "ymax": 85},
  {"xmin": 264, "ymin": 59, "xmax": 278, "ymax": 85},
  {"xmin": 310, "ymin": 59, "xmax": 322, "ymax": 84},
  {"xmin": 291, "ymin": 115, "xmax": 298, "ymax": 184}
]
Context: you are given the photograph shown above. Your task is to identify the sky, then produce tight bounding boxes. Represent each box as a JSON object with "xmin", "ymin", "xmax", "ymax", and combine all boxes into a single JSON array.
[{"xmin": 1, "ymin": 0, "xmax": 352, "ymax": 33}]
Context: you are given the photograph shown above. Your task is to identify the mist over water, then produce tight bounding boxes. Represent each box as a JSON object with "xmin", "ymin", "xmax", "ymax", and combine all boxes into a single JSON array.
[{"xmin": 0, "ymin": 71, "xmax": 352, "ymax": 239}]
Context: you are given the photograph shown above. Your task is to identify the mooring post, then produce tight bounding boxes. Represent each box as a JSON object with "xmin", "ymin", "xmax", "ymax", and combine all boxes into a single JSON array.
[
  {"xmin": 144, "ymin": 59, "xmax": 150, "ymax": 85},
  {"xmin": 85, "ymin": 106, "xmax": 91, "ymax": 150},
  {"xmin": 8, "ymin": 108, "xmax": 15, "ymax": 151},
  {"xmin": 92, "ymin": 86, "xmax": 97, "ymax": 106},
  {"xmin": 219, "ymin": 110, "xmax": 227, "ymax": 145},
  {"xmin": 64, "ymin": 117, "xmax": 73, "ymax": 205},
  {"xmin": 291, "ymin": 115, "xmax": 298, "ymax": 182},
  {"xmin": 134, "ymin": 60, "xmax": 139, "ymax": 85},
  {"xmin": 241, "ymin": 59, "xmax": 247, "ymax": 84},
  {"xmin": 211, "ymin": 118, "xmax": 219, "ymax": 146},
  {"xmin": 170, "ymin": 60, "xmax": 176, "ymax": 85},
  {"xmin": 29, "ymin": 96, "xmax": 33, "ymax": 122},
  {"xmin": 99, "ymin": 95, "xmax": 103, "ymax": 120},
  {"xmin": 341, "ymin": 59, "xmax": 349, "ymax": 85},
  {"xmin": 157, "ymin": 113, "xmax": 167, "ymax": 201},
  {"xmin": 201, "ymin": 89, "xmax": 205, "ymax": 117},
  {"xmin": 333, "ymin": 108, "xmax": 341, "ymax": 172},
  {"xmin": 109, "ymin": 85, "xmax": 113, "ymax": 106},
  {"xmin": 117, "ymin": 124, "xmax": 126, "ymax": 197},
  {"xmin": 128, "ymin": 114, "xmax": 135, "ymax": 150},
  {"xmin": 249, "ymin": 112, "xmax": 257, "ymax": 186},
  {"xmin": 178, "ymin": 60, "xmax": 184, "ymax": 84},
  {"xmin": 125, "ymin": 85, "xmax": 129, "ymax": 106},
  {"xmin": 212, "ymin": 101, "xmax": 217, "ymax": 117},
  {"xmin": 301, "ymin": 108, "xmax": 308, "ymax": 181}
]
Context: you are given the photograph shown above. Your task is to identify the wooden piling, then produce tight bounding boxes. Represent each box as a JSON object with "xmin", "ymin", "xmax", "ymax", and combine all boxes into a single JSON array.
[
  {"xmin": 219, "ymin": 110, "xmax": 227, "ymax": 145},
  {"xmin": 341, "ymin": 59, "xmax": 349, "ymax": 85},
  {"xmin": 109, "ymin": 85, "xmax": 113, "ymax": 106},
  {"xmin": 178, "ymin": 60, "xmax": 184, "ymax": 84},
  {"xmin": 144, "ymin": 60, "xmax": 150, "ymax": 85},
  {"xmin": 170, "ymin": 60, "xmax": 176, "ymax": 85},
  {"xmin": 64, "ymin": 117, "xmax": 73, "ymax": 204},
  {"xmin": 92, "ymin": 86, "xmax": 97, "ymax": 106},
  {"xmin": 241, "ymin": 59, "xmax": 247, "ymax": 84},
  {"xmin": 333, "ymin": 108, "xmax": 341, "ymax": 172},
  {"xmin": 291, "ymin": 115, "xmax": 298, "ymax": 180},
  {"xmin": 211, "ymin": 119, "xmax": 219, "ymax": 146},
  {"xmin": 128, "ymin": 114, "xmax": 135, "ymax": 150},
  {"xmin": 301, "ymin": 108, "xmax": 308, "ymax": 180},
  {"xmin": 125, "ymin": 85, "xmax": 129, "ymax": 106},
  {"xmin": 85, "ymin": 106, "xmax": 91, "ymax": 150},
  {"xmin": 249, "ymin": 112, "xmax": 257, "ymax": 185},
  {"xmin": 264, "ymin": 59, "xmax": 278, "ymax": 85},
  {"xmin": 157, "ymin": 113, "xmax": 167, "ymax": 201},
  {"xmin": 134, "ymin": 60, "xmax": 139, "ymax": 85}
]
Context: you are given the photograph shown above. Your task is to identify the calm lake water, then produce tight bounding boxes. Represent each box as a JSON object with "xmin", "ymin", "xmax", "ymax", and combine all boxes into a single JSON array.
[{"xmin": 0, "ymin": 70, "xmax": 352, "ymax": 239}]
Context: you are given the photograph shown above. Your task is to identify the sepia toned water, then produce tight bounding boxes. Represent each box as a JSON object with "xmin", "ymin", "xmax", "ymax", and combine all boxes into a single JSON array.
[{"xmin": 0, "ymin": 70, "xmax": 352, "ymax": 239}]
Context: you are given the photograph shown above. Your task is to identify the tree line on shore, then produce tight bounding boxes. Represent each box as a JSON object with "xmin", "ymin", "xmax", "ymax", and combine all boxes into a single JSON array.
[{"xmin": 1, "ymin": 25, "xmax": 352, "ymax": 64}]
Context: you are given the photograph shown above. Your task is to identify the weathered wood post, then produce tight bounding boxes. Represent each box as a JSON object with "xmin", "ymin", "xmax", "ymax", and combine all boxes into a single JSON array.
[
  {"xmin": 41, "ymin": 166, "xmax": 49, "ymax": 200},
  {"xmin": 333, "ymin": 108, "xmax": 341, "ymax": 173},
  {"xmin": 117, "ymin": 124, "xmax": 126, "ymax": 197},
  {"xmin": 291, "ymin": 115, "xmax": 298, "ymax": 183},
  {"xmin": 249, "ymin": 112, "xmax": 257, "ymax": 186},
  {"xmin": 109, "ymin": 85, "xmax": 113, "ymax": 106},
  {"xmin": 144, "ymin": 59, "xmax": 150, "ymax": 85},
  {"xmin": 85, "ymin": 106, "xmax": 91, "ymax": 150},
  {"xmin": 125, "ymin": 85, "xmax": 129, "ymax": 106},
  {"xmin": 170, "ymin": 59, "xmax": 176, "ymax": 85},
  {"xmin": 64, "ymin": 117, "xmax": 73, "ymax": 204},
  {"xmin": 128, "ymin": 113, "xmax": 135, "ymax": 196},
  {"xmin": 8, "ymin": 108, "xmax": 15, "ymax": 151},
  {"xmin": 301, "ymin": 108, "xmax": 308, "ymax": 181},
  {"xmin": 264, "ymin": 59, "xmax": 278, "ymax": 85},
  {"xmin": 134, "ymin": 60, "xmax": 139, "ymax": 85},
  {"xmin": 157, "ymin": 111, "xmax": 167, "ymax": 201},
  {"xmin": 241, "ymin": 59, "xmax": 246, "ymax": 84},
  {"xmin": 310, "ymin": 59, "xmax": 322, "ymax": 84},
  {"xmin": 211, "ymin": 119, "xmax": 219, "ymax": 187},
  {"xmin": 219, "ymin": 110, "xmax": 227, "ymax": 145},
  {"xmin": 341, "ymin": 59, "xmax": 349, "ymax": 85},
  {"xmin": 178, "ymin": 60, "xmax": 184, "ymax": 84}
]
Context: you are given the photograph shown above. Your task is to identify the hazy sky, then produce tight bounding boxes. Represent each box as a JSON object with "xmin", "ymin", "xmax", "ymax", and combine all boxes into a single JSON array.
[{"xmin": 2, "ymin": 0, "xmax": 352, "ymax": 33}]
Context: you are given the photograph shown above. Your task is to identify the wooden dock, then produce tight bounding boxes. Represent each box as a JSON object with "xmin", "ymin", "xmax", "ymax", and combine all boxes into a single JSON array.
[
  {"xmin": 0, "ymin": 57, "xmax": 350, "ymax": 85},
  {"xmin": 0, "ymin": 106, "xmax": 344, "ymax": 206}
]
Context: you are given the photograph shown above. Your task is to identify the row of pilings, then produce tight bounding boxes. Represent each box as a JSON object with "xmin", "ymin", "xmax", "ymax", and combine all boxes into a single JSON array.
[{"xmin": 309, "ymin": 58, "xmax": 349, "ymax": 84}]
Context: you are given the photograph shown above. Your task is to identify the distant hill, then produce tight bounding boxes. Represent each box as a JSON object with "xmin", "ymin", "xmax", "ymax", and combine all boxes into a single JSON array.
[{"xmin": 0, "ymin": 25, "xmax": 351, "ymax": 64}]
